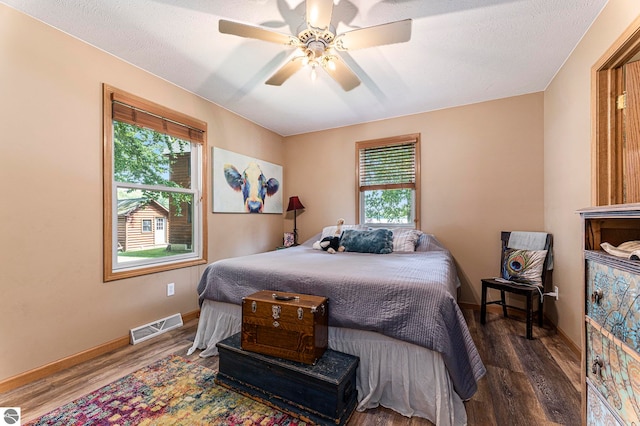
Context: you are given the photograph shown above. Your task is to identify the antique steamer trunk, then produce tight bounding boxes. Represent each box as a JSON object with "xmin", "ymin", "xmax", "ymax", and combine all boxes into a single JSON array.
[
  {"xmin": 216, "ymin": 333, "xmax": 359, "ymax": 426},
  {"xmin": 242, "ymin": 290, "xmax": 328, "ymax": 364}
]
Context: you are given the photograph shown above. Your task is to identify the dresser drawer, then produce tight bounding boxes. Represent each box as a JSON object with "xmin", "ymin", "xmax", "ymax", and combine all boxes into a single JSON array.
[
  {"xmin": 585, "ymin": 321, "xmax": 640, "ymax": 424},
  {"xmin": 587, "ymin": 382, "xmax": 624, "ymax": 426},
  {"xmin": 586, "ymin": 260, "xmax": 640, "ymax": 351}
]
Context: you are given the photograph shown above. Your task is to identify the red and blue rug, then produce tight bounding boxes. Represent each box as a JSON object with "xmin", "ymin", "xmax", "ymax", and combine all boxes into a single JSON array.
[{"xmin": 26, "ymin": 355, "xmax": 306, "ymax": 425}]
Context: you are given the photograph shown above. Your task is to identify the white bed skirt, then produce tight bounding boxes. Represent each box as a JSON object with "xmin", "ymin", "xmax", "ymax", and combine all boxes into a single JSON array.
[{"xmin": 188, "ymin": 300, "xmax": 467, "ymax": 426}]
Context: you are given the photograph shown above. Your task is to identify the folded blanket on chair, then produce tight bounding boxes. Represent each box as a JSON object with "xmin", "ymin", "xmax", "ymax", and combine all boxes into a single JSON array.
[{"xmin": 508, "ymin": 231, "xmax": 553, "ymax": 269}]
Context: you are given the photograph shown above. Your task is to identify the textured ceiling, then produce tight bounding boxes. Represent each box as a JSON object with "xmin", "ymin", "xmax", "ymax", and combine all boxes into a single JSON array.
[{"xmin": 2, "ymin": 0, "xmax": 607, "ymax": 136}]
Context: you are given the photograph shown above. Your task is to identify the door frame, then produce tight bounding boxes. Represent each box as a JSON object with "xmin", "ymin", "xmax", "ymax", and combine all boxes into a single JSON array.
[{"xmin": 592, "ymin": 15, "xmax": 640, "ymax": 205}]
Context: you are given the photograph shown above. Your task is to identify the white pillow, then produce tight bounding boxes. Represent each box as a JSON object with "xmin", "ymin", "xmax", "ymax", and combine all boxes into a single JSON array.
[
  {"xmin": 321, "ymin": 224, "xmax": 367, "ymax": 240},
  {"xmin": 392, "ymin": 229, "xmax": 424, "ymax": 252}
]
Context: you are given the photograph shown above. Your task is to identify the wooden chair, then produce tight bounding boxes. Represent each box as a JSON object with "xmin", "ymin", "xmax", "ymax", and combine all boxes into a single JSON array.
[{"xmin": 480, "ymin": 231, "xmax": 553, "ymax": 339}]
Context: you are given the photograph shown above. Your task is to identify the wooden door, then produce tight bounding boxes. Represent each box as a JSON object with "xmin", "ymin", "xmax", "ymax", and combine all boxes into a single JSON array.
[
  {"xmin": 624, "ymin": 60, "xmax": 640, "ymax": 203},
  {"xmin": 154, "ymin": 217, "xmax": 166, "ymax": 245}
]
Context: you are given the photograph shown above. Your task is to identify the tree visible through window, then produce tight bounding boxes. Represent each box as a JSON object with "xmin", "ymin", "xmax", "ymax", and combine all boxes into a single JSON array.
[
  {"xmin": 103, "ymin": 85, "xmax": 207, "ymax": 281},
  {"xmin": 364, "ymin": 189, "xmax": 413, "ymax": 223},
  {"xmin": 356, "ymin": 134, "xmax": 420, "ymax": 228}
]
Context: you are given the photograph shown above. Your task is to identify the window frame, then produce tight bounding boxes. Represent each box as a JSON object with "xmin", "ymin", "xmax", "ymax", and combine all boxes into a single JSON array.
[
  {"xmin": 355, "ymin": 133, "xmax": 421, "ymax": 229},
  {"xmin": 103, "ymin": 84, "xmax": 208, "ymax": 281}
]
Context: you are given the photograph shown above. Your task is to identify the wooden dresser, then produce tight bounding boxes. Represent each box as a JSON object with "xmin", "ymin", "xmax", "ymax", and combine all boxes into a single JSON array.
[{"xmin": 580, "ymin": 204, "xmax": 640, "ymax": 425}]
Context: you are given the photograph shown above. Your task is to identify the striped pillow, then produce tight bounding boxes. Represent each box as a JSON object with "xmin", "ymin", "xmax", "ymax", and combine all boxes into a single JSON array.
[{"xmin": 392, "ymin": 229, "xmax": 423, "ymax": 252}]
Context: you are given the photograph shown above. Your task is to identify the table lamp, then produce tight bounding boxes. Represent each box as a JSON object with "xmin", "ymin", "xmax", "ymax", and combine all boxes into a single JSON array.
[{"xmin": 286, "ymin": 196, "xmax": 305, "ymax": 245}]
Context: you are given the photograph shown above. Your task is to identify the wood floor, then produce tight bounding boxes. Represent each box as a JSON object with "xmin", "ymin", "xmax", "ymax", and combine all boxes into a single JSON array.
[{"xmin": 1, "ymin": 307, "xmax": 581, "ymax": 425}]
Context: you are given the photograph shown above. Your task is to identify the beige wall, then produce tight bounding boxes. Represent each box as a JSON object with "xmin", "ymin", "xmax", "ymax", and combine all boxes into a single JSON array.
[
  {"xmin": 544, "ymin": 0, "xmax": 640, "ymax": 346},
  {"xmin": 5, "ymin": 0, "xmax": 632, "ymax": 384},
  {"xmin": 283, "ymin": 93, "xmax": 545, "ymax": 305},
  {"xmin": 0, "ymin": 5, "xmax": 284, "ymax": 381}
]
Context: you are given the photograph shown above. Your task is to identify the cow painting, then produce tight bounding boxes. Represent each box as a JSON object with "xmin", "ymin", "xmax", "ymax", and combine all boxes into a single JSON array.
[{"xmin": 224, "ymin": 162, "xmax": 280, "ymax": 213}]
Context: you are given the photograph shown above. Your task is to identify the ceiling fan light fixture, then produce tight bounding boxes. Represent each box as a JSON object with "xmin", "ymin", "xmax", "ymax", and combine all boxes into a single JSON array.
[
  {"xmin": 324, "ymin": 56, "xmax": 336, "ymax": 71},
  {"xmin": 307, "ymin": 40, "xmax": 326, "ymax": 59},
  {"xmin": 219, "ymin": 0, "xmax": 411, "ymax": 91}
]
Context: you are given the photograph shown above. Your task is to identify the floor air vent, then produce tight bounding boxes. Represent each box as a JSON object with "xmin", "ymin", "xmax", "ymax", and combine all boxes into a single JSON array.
[{"xmin": 130, "ymin": 313, "xmax": 183, "ymax": 345}]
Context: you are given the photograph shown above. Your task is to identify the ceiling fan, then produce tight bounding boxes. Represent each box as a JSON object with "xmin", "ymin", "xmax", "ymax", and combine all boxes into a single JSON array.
[{"xmin": 219, "ymin": 0, "xmax": 412, "ymax": 91}]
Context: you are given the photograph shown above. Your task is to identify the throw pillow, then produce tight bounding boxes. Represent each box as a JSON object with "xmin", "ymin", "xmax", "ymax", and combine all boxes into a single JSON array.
[
  {"xmin": 392, "ymin": 229, "xmax": 423, "ymax": 252},
  {"xmin": 341, "ymin": 228, "xmax": 394, "ymax": 254},
  {"xmin": 502, "ymin": 248, "xmax": 547, "ymax": 286},
  {"xmin": 320, "ymin": 224, "xmax": 367, "ymax": 240}
]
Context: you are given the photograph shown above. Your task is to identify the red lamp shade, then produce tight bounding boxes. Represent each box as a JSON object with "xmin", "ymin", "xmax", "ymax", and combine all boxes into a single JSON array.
[{"xmin": 287, "ymin": 196, "xmax": 305, "ymax": 211}]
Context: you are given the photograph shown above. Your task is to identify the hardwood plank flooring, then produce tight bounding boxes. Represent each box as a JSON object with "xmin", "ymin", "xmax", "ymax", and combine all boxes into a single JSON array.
[{"xmin": 0, "ymin": 307, "xmax": 581, "ymax": 425}]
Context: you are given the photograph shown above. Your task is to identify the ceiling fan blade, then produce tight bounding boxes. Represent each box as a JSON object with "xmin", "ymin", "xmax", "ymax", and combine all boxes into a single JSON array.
[
  {"xmin": 337, "ymin": 19, "xmax": 412, "ymax": 50},
  {"xmin": 266, "ymin": 57, "xmax": 305, "ymax": 86},
  {"xmin": 306, "ymin": 0, "xmax": 333, "ymax": 29},
  {"xmin": 323, "ymin": 56, "xmax": 361, "ymax": 91},
  {"xmin": 219, "ymin": 19, "xmax": 293, "ymax": 45}
]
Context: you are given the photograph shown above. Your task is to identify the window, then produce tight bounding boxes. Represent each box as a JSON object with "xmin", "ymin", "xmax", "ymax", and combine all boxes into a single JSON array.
[
  {"xmin": 103, "ymin": 85, "xmax": 207, "ymax": 281},
  {"xmin": 356, "ymin": 134, "xmax": 420, "ymax": 228}
]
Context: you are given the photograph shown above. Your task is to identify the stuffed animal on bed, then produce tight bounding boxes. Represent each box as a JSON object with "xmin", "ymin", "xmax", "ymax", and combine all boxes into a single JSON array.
[{"xmin": 312, "ymin": 218, "xmax": 346, "ymax": 254}]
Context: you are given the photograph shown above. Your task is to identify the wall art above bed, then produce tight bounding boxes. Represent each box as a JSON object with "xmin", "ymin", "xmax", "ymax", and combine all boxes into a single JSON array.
[{"xmin": 212, "ymin": 147, "xmax": 283, "ymax": 214}]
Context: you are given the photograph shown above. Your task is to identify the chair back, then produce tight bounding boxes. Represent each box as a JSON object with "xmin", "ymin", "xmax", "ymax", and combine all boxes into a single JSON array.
[{"xmin": 500, "ymin": 231, "xmax": 553, "ymax": 288}]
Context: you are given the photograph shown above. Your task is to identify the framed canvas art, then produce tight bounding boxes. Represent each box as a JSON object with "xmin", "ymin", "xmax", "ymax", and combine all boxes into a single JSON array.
[{"xmin": 212, "ymin": 147, "xmax": 283, "ymax": 214}]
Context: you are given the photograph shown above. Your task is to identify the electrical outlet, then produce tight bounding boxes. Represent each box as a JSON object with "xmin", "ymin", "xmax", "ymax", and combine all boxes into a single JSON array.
[
  {"xmin": 167, "ymin": 282, "xmax": 175, "ymax": 296},
  {"xmin": 554, "ymin": 286, "xmax": 559, "ymax": 300}
]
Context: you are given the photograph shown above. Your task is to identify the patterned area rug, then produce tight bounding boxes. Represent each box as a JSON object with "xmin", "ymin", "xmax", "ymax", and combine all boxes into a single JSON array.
[{"xmin": 26, "ymin": 355, "xmax": 306, "ymax": 425}]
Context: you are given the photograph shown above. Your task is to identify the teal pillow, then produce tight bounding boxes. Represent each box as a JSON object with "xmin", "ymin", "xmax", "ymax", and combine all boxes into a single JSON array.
[
  {"xmin": 502, "ymin": 248, "xmax": 547, "ymax": 286},
  {"xmin": 341, "ymin": 229, "xmax": 393, "ymax": 254}
]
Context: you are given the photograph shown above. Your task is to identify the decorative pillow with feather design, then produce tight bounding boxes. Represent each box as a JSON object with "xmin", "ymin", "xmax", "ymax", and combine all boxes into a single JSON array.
[{"xmin": 502, "ymin": 248, "xmax": 547, "ymax": 286}]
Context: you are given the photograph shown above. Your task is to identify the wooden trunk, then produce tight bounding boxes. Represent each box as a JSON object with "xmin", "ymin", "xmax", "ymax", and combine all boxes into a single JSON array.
[
  {"xmin": 216, "ymin": 333, "xmax": 359, "ymax": 426},
  {"xmin": 242, "ymin": 290, "xmax": 328, "ymax": 365}
]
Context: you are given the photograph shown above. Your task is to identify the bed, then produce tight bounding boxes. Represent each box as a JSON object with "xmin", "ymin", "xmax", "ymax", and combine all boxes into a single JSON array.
[{"xmin": 188, "ymin": 230, "xmax": 486, "ymax": 426}]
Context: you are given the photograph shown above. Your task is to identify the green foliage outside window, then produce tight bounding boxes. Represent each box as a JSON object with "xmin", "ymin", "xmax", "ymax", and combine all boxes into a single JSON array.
[
  {"xmin": 364, "ymin": 189, "xmax": 412, "ymax": 224},
  {"xmin": 114, "ymin": 121, "xmax": 191, "ymax": 215}
]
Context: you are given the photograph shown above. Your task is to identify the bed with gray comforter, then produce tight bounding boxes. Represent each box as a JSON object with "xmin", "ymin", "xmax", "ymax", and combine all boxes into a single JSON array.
[{"xmin": 196, "ymin": 233, "xmax": 485, "ymax": 402}]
